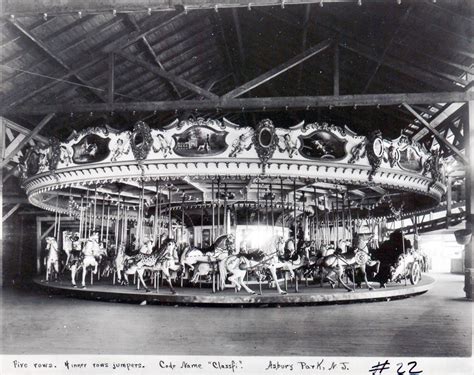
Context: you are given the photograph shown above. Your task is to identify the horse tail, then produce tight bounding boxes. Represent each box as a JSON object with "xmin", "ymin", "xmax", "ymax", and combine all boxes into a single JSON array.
[{"xmin": 219, "ymin": 259, "xmax": 228, "ymax": 290}]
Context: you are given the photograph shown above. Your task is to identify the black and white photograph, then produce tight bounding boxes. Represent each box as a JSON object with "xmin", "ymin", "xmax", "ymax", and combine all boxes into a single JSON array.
[{"xmin": 0, "ymin": 1, "xmax": 473, "ymax": 374}]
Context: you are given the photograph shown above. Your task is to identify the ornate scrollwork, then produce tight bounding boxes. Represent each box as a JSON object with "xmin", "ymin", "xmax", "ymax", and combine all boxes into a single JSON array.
[
  {"xmin": 348, "ymin": 139, "xmax": 367, "ymax": 164},
  {"xmin": 384, "ymin": 144, "xmax": 399, "ymax": 168},
  {"xmin": 178, "ymin": 117, "xmax": 222, "ymax": 130},
  {"xmin": 366, "ymin": 130, "xmax": 384, "ymax": 181},
  {"xmin": 252, "ymin": 119, "xmax": 278, "ymax": 172},
  {"xmin": 47, "ymin": 137, "xmax": 61, "ymax": 172},
  {"xmin": 68, "ymin": 126, "xmax": 110, "ymax": 142},
  {"xmin": 130, "ymin": 121, "xmax": 153, "ymax": 161},
  {"xmin": 302, "ymin": 121, "xmax": 346, "ymax": 136},
  {"xmin": 422, "ymin": 149, "xmax": 441, "ymax": 191}
]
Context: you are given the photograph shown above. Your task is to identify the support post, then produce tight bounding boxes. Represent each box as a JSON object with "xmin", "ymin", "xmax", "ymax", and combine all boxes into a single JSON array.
[
  {"xmin": 446, "ymin": 175, "xmax": 452, "ymax": 229},
  {"xmin": 464, "ymin": 100, "xmax": 474, "ymax": 300},
  {"xmin": 333, "ymin": 40, "xmax": 339, "ymax": 96}
]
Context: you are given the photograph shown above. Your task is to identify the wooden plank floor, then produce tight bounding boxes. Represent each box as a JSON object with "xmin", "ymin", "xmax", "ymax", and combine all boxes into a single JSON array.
[{"xmin": 1, "ymin": 273, "xmax": 471, "ymax": 356}]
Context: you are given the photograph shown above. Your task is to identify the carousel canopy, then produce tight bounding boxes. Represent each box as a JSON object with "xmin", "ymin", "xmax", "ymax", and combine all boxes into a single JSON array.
[{"xmin": 1, "ymin": 0, "xmax": 470, "ymax": 222}]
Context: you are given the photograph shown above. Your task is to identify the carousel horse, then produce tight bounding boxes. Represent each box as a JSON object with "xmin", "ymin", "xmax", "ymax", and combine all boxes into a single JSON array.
[
  {"xmin": 180, "ymin": 235, "xmax": 230, "ymax": 286},
  {"xmin": 44, "ymin": 237, "xmax": 60, "ymax": 282},
  {"xmin": 70, "ymin": 233, "xmax": 104, "ymax": 288},
  {"xmin": 316, "ymin": 237, "xmax": 380, "ymax": 291},
  {"xmin": 122, "ymin": 239, "xmax": 180, "ymax": 293},
  {"xmin": 114, "ymin": 243, "xmax": 130, "ymax": 284},
  {"xmin": 139, "ymin": 240, "xmax": 154, "ymax": 255}
]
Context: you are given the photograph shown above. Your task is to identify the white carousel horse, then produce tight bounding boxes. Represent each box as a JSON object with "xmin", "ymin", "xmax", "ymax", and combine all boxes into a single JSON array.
[
  {"xmin": 70, "ymin": 233, "xmax": 104, "ymax": 288},
  {"xmin": 219, "ymin": 236, "xmax": 304, "ymax": 295},
  {"xmin": 180, "ymin": 234, "xmax": 253, "ymax": 293},
  {"xmin": 139, "ymin": 240, "xmax": 154, "ymax": 255},
  {"xmin": 180, "ymin": 235, "xmax": 230, "ymax": 285},
  {"xmin": 122, "ymin": 239, "xmax": 180, "ymax": 293},
  {"xmin": 266, "ymin": 237, "xmax": 307, "ymax": 294},
  {"xmin": 316, "ymin": 237, "xmax": 380, "ymax": 291},
  {"xmin": 45, "ymin": 237, "xmax": 59, "ymax": 282}
]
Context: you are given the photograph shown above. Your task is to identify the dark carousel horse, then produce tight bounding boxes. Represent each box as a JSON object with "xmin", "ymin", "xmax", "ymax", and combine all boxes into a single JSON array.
[{"xmin": 368, "ymin": 230, "xmax": 413, "ymax": 288}]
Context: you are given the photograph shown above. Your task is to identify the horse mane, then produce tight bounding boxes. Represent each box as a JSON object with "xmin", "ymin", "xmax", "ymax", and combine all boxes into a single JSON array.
[
  {"xmin": 205, "ymin": 234, "xmax": 228, "ymax": 253},
  {"xmin": 241, "ymin": 249, "xmax": 266, "ymax": 262},
  {"xmin": 154, "ymin": 238, "xmax": 176, "ymax": 259}
]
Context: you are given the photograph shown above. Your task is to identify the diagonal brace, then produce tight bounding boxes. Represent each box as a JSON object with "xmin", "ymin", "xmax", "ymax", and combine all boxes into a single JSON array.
[
  {"xmin": 1, "ymin": 113, "xmax": 55, "ymax": 168},
  {"xmin": 222, "ymin": 38, "xmax": 332, "ymax": 99},
  {"xmin": 402, "ymin": 103, "xmax": 468, "ymax": 164},
  {"xmin": 116, "ymin": 51, "xmax": 218, "ymax": 100}
]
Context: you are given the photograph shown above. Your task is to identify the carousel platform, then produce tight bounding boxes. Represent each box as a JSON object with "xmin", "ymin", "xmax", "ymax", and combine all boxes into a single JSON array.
[{"xmin": 33, "ymin": 274, "xmax": 435, "ymax": 307}]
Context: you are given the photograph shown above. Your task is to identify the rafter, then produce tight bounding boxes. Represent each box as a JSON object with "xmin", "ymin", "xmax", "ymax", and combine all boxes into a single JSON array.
[
  {"xmin": 7, "ymin": 19, "xmax": 107, "ymax": 102},
  {"xmin": 222, "ymin": 38, "xmax": 332, "ymax": 99},
  {"xmin": 5, "ymin": 10, "xmax": 185, "ymax": 108},
  {"xmin": 116, "ymin": 51, "xmax": 218, "ymax": 100},
  {"xmin": 362, "ymin": 5, "xmax": 413, "ymax": 93},
  {"xmin": 340, "ymin": 41, "xmax": 458, "ymax": 91},
  {"xmin": 3, "ymin": 91, "xmax": 473, "ymax": 116}
]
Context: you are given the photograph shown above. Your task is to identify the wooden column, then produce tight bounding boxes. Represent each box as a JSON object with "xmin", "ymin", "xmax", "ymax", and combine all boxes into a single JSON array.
[
  {"xmin": 446, "ymin": 175, "xmax": 452, "ymax": 229},
  {"xmin": 465, "ymin": 100, "xmax": 474, "ymax": 300}
]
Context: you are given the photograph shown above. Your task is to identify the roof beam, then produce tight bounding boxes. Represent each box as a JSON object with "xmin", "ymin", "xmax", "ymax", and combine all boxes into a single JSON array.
[
  {"xmin": 107, "ymin": 53, "xmax": 115, "ymax": 105},
  {"xmin": 140, "ymin": 36, "xmax": 181, "ymax": 98},
  {"xmin": 362, "ymin": 5, "xmax": 413, "ymax": 93},
  {"xmin": 340, "ymin": 41, "xmax": 457, "ymax": 91},
  {"xmin": 2, "ymin": 117, "xmax": 48, "ymax": 144},
  {"xmin": 3, "ymin": 204, "xmax": 21, "ymax": 223},
  {"xmin": 222, "ymin": 38, "xmax": 332, "ymax": 99},
  {"xmin": 0, "ymin": 114, "xmax": 55, "ymax": 168},
  {"xmin": 4, "ymin": 10, "xmax": 185, "ymax": 108},
  {"xmin": 402, "ymin": 103, "xmax": 467, "ymax": 164},
  {"xmin": 3, "ymin": 91, "xmax": 473, "ymax": 116},
  {"xmin": 7, "ymin": 19, "xmax": 107, "ymax": 102},
  {"xmin": 116, "ymin": 51, "xmax": 218, "ymax": 100},
  {"xmin": 123, "ymin": 13, "xmax": 181, "ymax": 99},
  {"xmin": 2, "ymin": 1, "xmax": 403, "ymax": 17}
]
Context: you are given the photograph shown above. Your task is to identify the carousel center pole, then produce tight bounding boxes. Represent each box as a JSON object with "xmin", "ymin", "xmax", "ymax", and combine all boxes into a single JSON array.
[
  {"xmin": 168, "ymin": 185, "xmax": 172, "ymax": 238},
  {"xmin": 293, "ymin": 179, "xmax": 297, "ymax": 241},
  {"xmin": 211, "ymin": 180, "xmax": 215, "ymax": 242},
  {"xmin": 280, "ymin": 178, "xmax": 285, "ymax": 238}
]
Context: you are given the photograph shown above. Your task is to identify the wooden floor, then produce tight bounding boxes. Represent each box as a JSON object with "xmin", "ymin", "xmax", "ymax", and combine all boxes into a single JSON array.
[
  {"xmin": 1, "ymin": 273, "xmax": 471, "ymax": 356},
  {"xmin": 32, "ymin": 274, "xmax": 434, "ymax": 306}
]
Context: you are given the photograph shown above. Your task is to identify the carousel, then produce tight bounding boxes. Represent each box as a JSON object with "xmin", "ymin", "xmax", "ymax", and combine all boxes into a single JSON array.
[{"xmin": 22, "ymin": 117, "xmax": 441, "ymax": 305}]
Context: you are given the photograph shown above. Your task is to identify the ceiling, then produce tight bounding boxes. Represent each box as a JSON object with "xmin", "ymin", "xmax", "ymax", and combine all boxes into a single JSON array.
[{"xmin": 0, "ymin": 0, "xmax": 472, "ymax": 140}]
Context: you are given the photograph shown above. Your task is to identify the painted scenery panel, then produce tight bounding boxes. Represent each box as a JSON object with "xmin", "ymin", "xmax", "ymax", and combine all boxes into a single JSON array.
[
  {"xmin": 173, "ymin": 126, "xmax": 228, "ymax": 157},
  {"xmin": 298, "ymin": 130, "xmax": 347, "ymax": 160},
  {"xmin": 398, "ymin": 147, "xmax": 423, "ymax": 172},
  {"xmin": 72, "ymin": 134, "xmax": 111, "ymax": 164}
]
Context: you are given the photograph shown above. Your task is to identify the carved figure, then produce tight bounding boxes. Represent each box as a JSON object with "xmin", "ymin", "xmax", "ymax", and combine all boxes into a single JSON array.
[
  {"xmin": 278, "ymin": 133, "xmax": 299, "ymax": 158},
  {"xmin": 152, "ymin": 134, "xmax": 172, "ymax": 158},
  {"xmin": 229, "ymin": 131, "xmax": 253, "ymax": 157}
]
